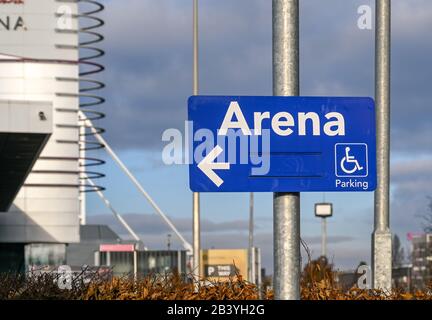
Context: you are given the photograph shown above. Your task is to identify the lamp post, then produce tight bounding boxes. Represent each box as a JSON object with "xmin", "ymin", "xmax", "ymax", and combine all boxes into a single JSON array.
[{"xmin": 315, "ymin": 203, "xmax": 333, "ymax": 258}]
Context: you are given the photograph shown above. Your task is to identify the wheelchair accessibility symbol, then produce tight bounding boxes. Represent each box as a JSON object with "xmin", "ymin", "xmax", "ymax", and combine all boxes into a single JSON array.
[{"xmin": 335, "ymin": 143, "xmax": 368, "ymax": 177}]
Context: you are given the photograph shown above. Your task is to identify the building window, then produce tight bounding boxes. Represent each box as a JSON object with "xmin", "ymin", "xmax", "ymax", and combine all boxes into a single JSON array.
[{"xmin": 24, "ymin": 243, "xmax": 66, "ymax": 271}]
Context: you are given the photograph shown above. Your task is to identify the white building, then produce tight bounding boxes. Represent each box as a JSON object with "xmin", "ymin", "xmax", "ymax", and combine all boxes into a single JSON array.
[{"xmin": 0, "ymin": 0, "xmax": 101, "ymax": 272}]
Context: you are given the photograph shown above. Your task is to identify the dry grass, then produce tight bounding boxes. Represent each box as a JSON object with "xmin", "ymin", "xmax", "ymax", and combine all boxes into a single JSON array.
[
  {"xmin": 1, "ymin": 245, "xmax": 431, "ymax": 300},
  {"xmin": 83, "ymin": 274, "xmax": 262, "ymax": 300},
  {"xmin": 0, "ymin": 266, "xmax": 431, "ymax": 300}
]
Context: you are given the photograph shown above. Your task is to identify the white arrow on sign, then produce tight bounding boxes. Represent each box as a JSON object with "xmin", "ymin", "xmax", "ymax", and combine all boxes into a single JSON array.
[{"xmin": 197, "ymin": 145, "xmax": 230, "ymax": 187}]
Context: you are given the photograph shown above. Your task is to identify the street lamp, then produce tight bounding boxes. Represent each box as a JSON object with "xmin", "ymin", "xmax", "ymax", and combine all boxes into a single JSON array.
[{"xmin": 315, "ymin": 203, "xmax": 333, "ymax": 258}]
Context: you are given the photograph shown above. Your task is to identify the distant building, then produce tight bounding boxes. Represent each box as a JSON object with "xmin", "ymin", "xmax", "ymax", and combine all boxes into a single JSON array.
[
  {"xmin": 97, "ymin": 249, "xmax": 187, "ymax": 278},
  {"xmin": 0, "ymin": 224, "xmax": 128, "ymax": 273},
  {"xmin": 200, "ymin": 249, "xmax": 249, "ymax": 282},
  {"xmin": 0, "ymin": 1, "xmax": 83, "ymax": 249},
  {"xmin": 66, "ymin": 224, "xmax": 140, "ymax": 268},
  {"xmin": 22, "ymin": 224, "xmax": 188, "ymax": 278},
  {"xmin": 334, "ymin": 270, "xmax": 358, "ymax": 291},
  {"xmin": 392, "ymin": 265, "xmax": 412, "ymax": 292},
  {"xmin": 0, "ymin": 0, "xmax": 105, "ymax": 274},
  {"xmin": 410, "ymin": 233, "xmax": 432, "ymax": 290}
]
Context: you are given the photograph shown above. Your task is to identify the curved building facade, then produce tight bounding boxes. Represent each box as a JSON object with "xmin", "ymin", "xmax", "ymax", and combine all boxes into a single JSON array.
[{"xmin": 0, "ymin": 0, "xmax": 80, "ymax": 244}]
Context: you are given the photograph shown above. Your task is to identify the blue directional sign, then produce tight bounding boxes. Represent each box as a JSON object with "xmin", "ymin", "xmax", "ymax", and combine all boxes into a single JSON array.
[{"xmin": 188, "ymin": 96, "xmax": 376, "ymax": 192}]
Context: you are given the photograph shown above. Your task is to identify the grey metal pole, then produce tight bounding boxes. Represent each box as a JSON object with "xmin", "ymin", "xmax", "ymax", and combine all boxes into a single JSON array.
[
  {"xmin": 373, "ymin": 0, "xmax": 392, "ymax": 291},
  {"xmin": 192, "ymin": 0, "xmax": 201, "ymax": 283},
  {"xmin": 251, "ymin": 246, "xmax": 256, "ymax": 284},
  {"xmin": 273, "ymin": 0, "xmax": 300, "ymax": 300},
  {"xmin": 133, "ymin": 250, "xmax": 138, "ymax": 282},
  {"xmin": 177, "ymin": 250, "xmax": 182, "ymax": 274},
  {"xmin": 321, "ymin": 218, "xmax": 327, "ymax": 257},
  {"xmin": 248, "ymin": 192, "xmax": 254, "ymax": 283},
  {"xmin": 94, "ymin": 251, "xmax": 100, "ymax": 267},
  {"xmin": 257, "ymin": 247, "xmax": 262, "ymax": 298}
]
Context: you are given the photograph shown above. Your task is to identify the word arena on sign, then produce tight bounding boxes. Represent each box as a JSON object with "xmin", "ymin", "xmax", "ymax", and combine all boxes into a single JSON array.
[
  {"xmin": 0, "ymin": 0, "xmax": 25, "ymax": 31},
  {"xmin": 188, "ymin": 96, "xmax": 377, "ymax": 193}
]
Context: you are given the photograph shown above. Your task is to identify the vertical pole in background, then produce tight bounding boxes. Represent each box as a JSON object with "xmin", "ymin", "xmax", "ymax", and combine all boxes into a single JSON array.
[
  {"xmin": 373, "ymin": 0, "xmax": 392, "ymax": 291},
  {"xmin": 321, "ymin": 218, "xmax": 327, "ymax": 257},
  {"xmin": 251, "ymin": 247, "xmax": 256, "ymax": 284},
  {"xmin": 257, "ymin": 247, "xmax": 262, "ymax": 296},
  {"xmin": 133, "ymin": 249, "xmax": 138, "ymax": 282},
  {"xmin": 248, "ymin": 192, "xmax": 254, "ymax": 283},
  {"xmin": 177, "ymin": 250, "xmax": 183, "ymax": 274},
  {"xmin": 192, "ymin": 0, "xmax": 201, "ymax": 284},
  {"xmin": 94, "ymin": 251, "xmax": 100, "ymax": 266},
  {"xmin": 272, "ymin": 0, "xmax": 300, "ymax": 300}
]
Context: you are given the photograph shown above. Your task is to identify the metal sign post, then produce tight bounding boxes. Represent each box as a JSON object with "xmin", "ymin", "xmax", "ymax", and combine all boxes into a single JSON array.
[
  {"xmin": 373, "ymin": 0, "xmax": 392, "ymax": 291},
  {"xmin": 192, "ymin": 0, "xmax": 201, "ymax": 284},
  {"xmin": 272, "ymin": 0, "xmax": 300, "ymax": 300},
  {"xmin": 249, "ymin": 192, "xmax": 255, "ymax": 283},
  {"xmin": 187, "ymin": 0, "xmax": 378, "ymax": 300}
]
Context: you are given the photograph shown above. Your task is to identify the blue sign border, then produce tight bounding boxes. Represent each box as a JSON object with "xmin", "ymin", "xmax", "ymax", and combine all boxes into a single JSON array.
[{"xmin": 188, "ymin": 96, "xmax": 376, "ymax": 193}]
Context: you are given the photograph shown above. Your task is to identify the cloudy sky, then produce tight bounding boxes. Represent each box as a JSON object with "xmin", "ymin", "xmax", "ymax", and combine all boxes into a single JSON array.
[{"xmin": 86, "ymin": 0, "xmax": 432, "ymax": 272}]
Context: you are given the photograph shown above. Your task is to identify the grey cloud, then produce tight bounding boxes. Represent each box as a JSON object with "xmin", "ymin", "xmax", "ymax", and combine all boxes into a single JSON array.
[
  {"xmin": 325, "ymin": 246, "xmax": 372, "ymax": 271},
  {"xmin": 302, "ymin": 235, "xmax": 356, "ymax": 246},
  {"xmin": 390, "ymin": 158, "xmax": 432, "ymax": 194},
  {"xmin": 86, "ymin": 212, "xmax": 360, "ymax": 271},
  {"xmin": 87, "ymin": 213, "xmax": 250, "ymax": 235},
  {"xmin": 389, "ymin": 158, "xmax": 432, "ymax": 241},
  {"xmin": 92, "ymin": 0, "xmax": 432, "ymax": 154},
  {"xmin": 391, "ymin": 190, "xmax": 430, "ymax": 229},
  {"xmin": 390, "ymin": 158, "xmax": 432, "ymax": 199},
  {"xmin": 82, "ymin": 0, "xmax": 432, "ymax": 274},
  {"xmin": 392, "ymin": 158, "xmax": 432, "ymax": 178}
]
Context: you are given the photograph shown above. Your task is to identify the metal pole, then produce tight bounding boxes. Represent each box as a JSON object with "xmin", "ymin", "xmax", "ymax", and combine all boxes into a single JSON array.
[
  {"xmin": 248, "ymin": 192, "xmax": 254, "ymax": 283},
  {"xmin": 257, "ymin": 247, "xmax": 262, "ymax": 298},
  {"xmin": 177, "ymin": 250, "xmax": 182, "ymax": 274},
  {"xmin": 251, "ymin": 247, "xmax": 256, "ymax": 285},
  {"xmin": 193, "ymin": 0, "xmax": 199, "ymax": 94},
  {"xmin": 133, "ymin": 250, "xmax": 138, "ymax": 282},
  {"xmin": 192, "ymin": 0, "xmax": 201, "ymax": 282},
  {"xmin": 273, "ymin": 0, "xmax": 300, "ymax": 300},
  {"xmin": 373, "ymin": 0, "xmax": 392, "ymax": 291},
  {"xmin": 321, "ymin": 218, "xmax": 327, "ymax": 257},
  {"xmin": 94, "ymin": 251, "xmax": 100, "ymax": 266}
]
